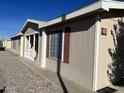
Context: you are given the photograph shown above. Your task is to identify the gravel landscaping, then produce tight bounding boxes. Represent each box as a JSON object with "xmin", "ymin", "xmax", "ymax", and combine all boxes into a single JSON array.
[{"xmin": 0, "ymin": 50, "xmax": 62, "ymax": 93}]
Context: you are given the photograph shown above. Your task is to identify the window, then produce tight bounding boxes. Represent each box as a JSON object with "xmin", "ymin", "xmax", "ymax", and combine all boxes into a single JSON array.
[{"xmin": 50, "ymin": 30, "xmax": 63, "ymax": 59}]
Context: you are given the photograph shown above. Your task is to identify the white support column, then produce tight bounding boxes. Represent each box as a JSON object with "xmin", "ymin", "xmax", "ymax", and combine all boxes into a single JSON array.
[
  {"xmin": 24, "ymin": 36, "xmax": 27, "ymax": 57},
  {"xmin": 20, "ymin": 35, "xmax": 24, "ymax": 57},
  {"xmin": 40, "ymin": 30, "xmax": 47, "ymax": 68},
  {"xmin": 33, "ymin": 34, "xmax": 36, "ymax": 59},
  {"xmin": 93, "ymin": 15, "xmax": 101, "ymax": 91},
  {"xmin": 29, "ymin": 36, "xmax": 31, "ymax": 48},
  {"xmin": 33, "ymin": 34, "xmax": 36, "ymax": 50},
  {"xmin": 25, "ymin": 36, "xmax": 27, "ymax": 48}
]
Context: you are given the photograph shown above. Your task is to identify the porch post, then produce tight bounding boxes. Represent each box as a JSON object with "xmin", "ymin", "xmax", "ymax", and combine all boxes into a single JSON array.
[
  {"xmin": 40, "ymin": 30, "xmax": 47, "ymax": 68},
  {"xmin": 93, "ymin": 15, "xmax": 101, "ymax": 91},
  {"xmin": 23, "ymin": 36, "xmax": 27, "ymax": 57},
  {"xmin": 33, "ymin": 34, "xmax": 36, "ymax": 50},
  {"xmin": 20, "ymin": 35, "xmax": 24, "ymax": 57},
  {"xmin": 28, "ymin": 35, "xmax": 31, "ymax": 48}
]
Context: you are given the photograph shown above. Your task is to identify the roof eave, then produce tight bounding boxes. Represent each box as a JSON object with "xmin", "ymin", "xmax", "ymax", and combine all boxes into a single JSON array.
[
  {"xmin": 39, "ymin": 0, "xmax": 105, "ymax": 28},
  {"xmin": 102, "ymin": 0, "xmax": 124, "ymax": 11},
  {"xmin": 10, "ymin": 32, "xmax": 23, "ymax": 39},
  {"xmin": 39, "ymin": 0, "xmax": 124, "ymax": 29},
  {"xmin": 20, "ymin": 19, "xmax": 46, "ymax": 34}
]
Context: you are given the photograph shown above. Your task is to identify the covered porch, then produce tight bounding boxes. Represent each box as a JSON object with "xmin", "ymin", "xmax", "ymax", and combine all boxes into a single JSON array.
[
  {"xmin": 24, "ymin": 33, "xmax": 39, "ymax": 62},
  {"xmin": 20, "ymin": 19, "xmax": 46, "ymax": 64}
]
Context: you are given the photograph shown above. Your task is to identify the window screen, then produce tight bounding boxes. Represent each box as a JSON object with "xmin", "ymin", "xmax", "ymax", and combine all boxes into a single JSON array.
[{"xmin": 50, "ymin": 30, "xmax": 63, "ymax": 59}]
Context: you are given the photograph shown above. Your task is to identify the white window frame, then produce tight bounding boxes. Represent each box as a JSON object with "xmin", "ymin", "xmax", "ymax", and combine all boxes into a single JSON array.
[{"xmin": 49, "ymin": 29, "xmax": 64, "ymax": 62}]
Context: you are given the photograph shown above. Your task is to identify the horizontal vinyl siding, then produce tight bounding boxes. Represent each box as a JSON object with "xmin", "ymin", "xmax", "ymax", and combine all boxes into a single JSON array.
[{"xmin": 46, "ymin": 16, "xmax": 95, "ymax": 90}]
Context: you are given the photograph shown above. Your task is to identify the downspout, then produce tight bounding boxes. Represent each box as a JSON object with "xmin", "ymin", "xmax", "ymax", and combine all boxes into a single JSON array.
[{"xmin": 92, "ymin": 14, "xmax": 101, "ymax": 91}]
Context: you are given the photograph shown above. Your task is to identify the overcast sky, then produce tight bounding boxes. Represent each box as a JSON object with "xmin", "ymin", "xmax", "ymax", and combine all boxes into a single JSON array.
[{"xmin": 0, "ymin": 0, "xmax": 95, "ymax": 39}]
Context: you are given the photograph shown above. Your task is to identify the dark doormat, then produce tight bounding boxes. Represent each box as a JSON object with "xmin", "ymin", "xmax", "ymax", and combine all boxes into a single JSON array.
[
  {"xmin": 97, "ymin": 86, "xmax": 117, "ymax": 93},
  {"xmin": 0, "ymin": 87, "xmax": 6, "ymax": 93}
]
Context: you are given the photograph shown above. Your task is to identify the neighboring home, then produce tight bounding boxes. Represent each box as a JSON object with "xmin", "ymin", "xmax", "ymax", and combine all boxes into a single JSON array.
[
  {"xmin": 0, "ymin": 40, "xmax": 3, "ymax": 47},
  {"xmin": 14, "ymin": 0, "xmax": 124, "ymax": 92},
  {"xmin": 10, "ymin": 32, "xmax": 22, "ymax": 54},
  {"xmin": 20, "ymin": 19, "xmax": 46, "ymax": 63},
  {"xmin": 3, "ymin": 39, "xmax": 11, "ymax": 48}
]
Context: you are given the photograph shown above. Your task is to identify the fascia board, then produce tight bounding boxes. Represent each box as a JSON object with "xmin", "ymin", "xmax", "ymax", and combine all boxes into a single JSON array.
[
  {"xmin": 10, "ymin": 32, "xmax": 22, "ymax": 39},
  {"xmin": 102, "ymin": 0, "xmax": 124, "ymax": 11},
  {"xmin": 35, "ymin": 1, "xmax": 124, "ymax": 29},
  {"xmin": 109, "ymin": 1, "xmax": 124, "ymax": 10},
  {"xmin": 40, "ymin": 17, "xmax": 62, "ymax": 28},
  {"xmin": 101, "ymin": 1, "xmax": 109, "ymax": 11},
  {"xmin": 39, "ymin": 0, "xmax": 106, "ymax": 29},
  {"xmin": 66, "ymin": 0, "xmax": 103, "ymax": 20},
  {"xmin": 20, "ymin": 19, "xmax": 46, "ymax": 34},
  {"xmin": 27, "ymin": 19, "xmax": 46, "ymax": 29},
  {"xmin": 19, "ymin": 21, "xmax": 28, "ymax": 33}
]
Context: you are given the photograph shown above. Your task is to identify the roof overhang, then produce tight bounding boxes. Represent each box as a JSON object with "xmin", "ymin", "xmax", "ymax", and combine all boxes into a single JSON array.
[
  {"xmin": 39, "ymin": 0, "xmax": 124, "ymax": 28},
  {"xmin": 20, "ymin": 19, "xmax": 46, "ymax": 34},
  {"xmin": 10, "ymin": 32, "xmax": 23, "ymax": 39}
]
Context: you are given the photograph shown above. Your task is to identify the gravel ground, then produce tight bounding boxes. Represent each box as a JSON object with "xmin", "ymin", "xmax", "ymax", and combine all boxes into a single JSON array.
[{"xmin": 0, "ymin": 50, "xmax": 62, "ymax": 93}]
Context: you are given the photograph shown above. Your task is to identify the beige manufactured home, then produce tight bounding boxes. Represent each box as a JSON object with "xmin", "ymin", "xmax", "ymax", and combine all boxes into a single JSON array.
[
  {"xmin": 12, "ymin": 0, "xmax": 124, "ymax": 92},
  {"xmin": 3, "ymin": 39, "xmax": 11, "ymax": 48}
]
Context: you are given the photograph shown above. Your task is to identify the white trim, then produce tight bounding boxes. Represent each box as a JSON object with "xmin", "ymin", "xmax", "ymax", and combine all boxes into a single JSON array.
[
  {"xmin": 93, "ymin": 15, "xmax": 101, "ymax": 91},
  {"xmin": 61, "ymin": 30, "xmax": 65, "ymax": 62}
]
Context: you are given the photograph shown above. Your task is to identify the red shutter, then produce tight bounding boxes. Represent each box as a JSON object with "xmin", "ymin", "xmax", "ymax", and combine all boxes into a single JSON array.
[
  {"xmin": 64, "ymin": 27, "xmax": 70, "ymax": 64},
  {"xmin": 46, "ymin": 31, "xmax": 50, "ymax": 58}
]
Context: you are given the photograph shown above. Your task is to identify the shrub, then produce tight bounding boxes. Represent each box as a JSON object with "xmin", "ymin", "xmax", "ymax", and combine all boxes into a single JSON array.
[{"xmin": 108, "ymin": 18, "xmax": 124, "ymax": 85}]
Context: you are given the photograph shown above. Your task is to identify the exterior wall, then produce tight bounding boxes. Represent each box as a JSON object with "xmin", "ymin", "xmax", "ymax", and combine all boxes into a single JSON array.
[
  {"xmin": 11, "ymin": 36, "xmax": 21, "ymax": 54},
  {"xmin": 97, "ymin": 10, "xmax": 124, "ymax": 90},
  {"xmin": 45, "ymin": 16, "xmax": 96, "ymax": 90}
]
